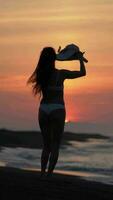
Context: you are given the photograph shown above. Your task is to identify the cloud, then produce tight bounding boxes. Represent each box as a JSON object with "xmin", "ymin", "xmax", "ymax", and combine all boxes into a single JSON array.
[{"xmin": 0, "ymin": 75, "xmax": 28, "ymax": 92}]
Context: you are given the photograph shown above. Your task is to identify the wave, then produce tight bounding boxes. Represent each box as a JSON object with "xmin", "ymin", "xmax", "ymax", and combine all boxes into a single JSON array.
[{"xmin": 57, "ymin": 165, "xmax": 113, "ymax": 176}]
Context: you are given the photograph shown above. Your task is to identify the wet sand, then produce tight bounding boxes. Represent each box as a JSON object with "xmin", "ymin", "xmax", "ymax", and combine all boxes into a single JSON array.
[
  {"xmin": 0, "ymin": 130, "xmax": 112, "ymax": 199},
  {"xmin": 0, "ymin": 166, "xmax": 113, "ymax": 200}
]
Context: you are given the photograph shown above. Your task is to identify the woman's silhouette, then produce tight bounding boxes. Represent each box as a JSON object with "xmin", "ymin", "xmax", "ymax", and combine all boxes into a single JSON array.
[{"xmin": 27, "ymin": 47, "xmax": 86, "ymax": 177}]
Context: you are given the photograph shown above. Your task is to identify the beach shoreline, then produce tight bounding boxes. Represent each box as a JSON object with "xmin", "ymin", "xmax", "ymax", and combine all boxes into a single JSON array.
[
  {"xmin": 0, "ymin": 129, "xmax": 113, "ymax": 199},
  {"xmin": 0, "ymin": 166, "xmax": 113, "ymax": 200}
]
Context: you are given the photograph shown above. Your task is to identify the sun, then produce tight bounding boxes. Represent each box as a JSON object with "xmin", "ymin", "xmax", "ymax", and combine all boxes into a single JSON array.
[{"xmin": 65, "ymin": 118, "xmax": 69, "ymax": 123}]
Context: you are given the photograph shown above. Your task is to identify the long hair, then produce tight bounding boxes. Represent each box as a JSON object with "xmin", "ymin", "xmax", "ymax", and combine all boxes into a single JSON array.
[{"xmin": 27, "ymin": 47, "xmax": 56, "ymax": 96}]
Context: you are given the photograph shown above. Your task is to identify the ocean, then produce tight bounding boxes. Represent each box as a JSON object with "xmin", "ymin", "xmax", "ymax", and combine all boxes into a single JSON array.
[{"xmin": 0, "ymin": 135, "xmax": 113, "ymax": 185}]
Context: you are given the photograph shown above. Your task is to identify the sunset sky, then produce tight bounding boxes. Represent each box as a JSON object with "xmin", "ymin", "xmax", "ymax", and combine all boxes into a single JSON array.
[{"xmin": 0, "ymin": 0, "xmax": 113, "ymax": 134}]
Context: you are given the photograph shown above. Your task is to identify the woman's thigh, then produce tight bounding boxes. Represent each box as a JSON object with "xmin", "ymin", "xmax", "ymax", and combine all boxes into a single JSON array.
[
  {"xmin": 38, "ymin": 108, "xmax": 51, "ymax": 149},
  {"xmin": 49, "ymin": 108, "xmax": 66, "ymax": 147},
  {"xmin": 38, "ymin": 107, "xmax": 66, "ymax": 149}
]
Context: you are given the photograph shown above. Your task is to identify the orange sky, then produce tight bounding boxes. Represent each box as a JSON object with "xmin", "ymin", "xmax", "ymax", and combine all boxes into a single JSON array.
[{"xmin": 0, "ymin": 0, "xmax": 113, "ymax": 133}]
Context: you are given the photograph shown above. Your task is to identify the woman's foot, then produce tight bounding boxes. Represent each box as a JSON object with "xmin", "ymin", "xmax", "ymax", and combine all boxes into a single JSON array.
[
  {"xmin": 46, "ymin": 171, "xmax": 53, "ymax": 180},
  {"xmin": 39, "ymin": 171, "xmax": 46, "ymax": 180}
]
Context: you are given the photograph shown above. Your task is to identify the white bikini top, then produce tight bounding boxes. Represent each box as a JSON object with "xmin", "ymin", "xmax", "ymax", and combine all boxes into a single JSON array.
[{"xmin": 47, "ymin": 70, "xmax": 64, "ymax": 91}]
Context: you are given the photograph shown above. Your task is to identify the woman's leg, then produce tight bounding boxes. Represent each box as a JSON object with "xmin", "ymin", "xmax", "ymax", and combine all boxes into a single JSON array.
[
  {"xmin": 47, "ymin": 108, "xmax": 66, "ymax": 175},
  {"xmin": 38, "ymin": 109, "xmax": 51, "ymax": 175}
]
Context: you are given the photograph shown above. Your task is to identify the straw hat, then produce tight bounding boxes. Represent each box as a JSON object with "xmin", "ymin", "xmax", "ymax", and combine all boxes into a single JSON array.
[
  {"xmin": 56, "ymin": 44, "xmax": 88, "ymax": 63},
  {"xmin": 56, "ymin": 44, "xmax": 80, "ymax": 61}
]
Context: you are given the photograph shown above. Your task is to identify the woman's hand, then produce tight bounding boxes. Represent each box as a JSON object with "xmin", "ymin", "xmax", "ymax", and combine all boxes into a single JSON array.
[
  {"xmin": 76, "ymin": 52, "xmax": 88, "ymax": 63},
  {"xmin": 76, "ymin": 52, "xmax": 84, "ymax": 60}
]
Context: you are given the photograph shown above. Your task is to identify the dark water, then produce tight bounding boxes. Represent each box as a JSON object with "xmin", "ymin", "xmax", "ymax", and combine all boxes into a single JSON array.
[{"xmin": 0, "ymin": 137, "xmax": 113, "ymax": 185}]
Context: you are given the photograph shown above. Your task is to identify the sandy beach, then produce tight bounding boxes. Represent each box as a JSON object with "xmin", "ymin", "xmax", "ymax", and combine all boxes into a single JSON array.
[
  {"xmin": 0, "ymin": 166, "xmax": 113, "ymax": 200},
  {"xmin": 0, "ymin": 130, "xmax": 113, "ymax": 199}
]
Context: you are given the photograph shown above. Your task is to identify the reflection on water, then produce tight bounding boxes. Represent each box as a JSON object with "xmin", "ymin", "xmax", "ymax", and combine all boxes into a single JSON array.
[
  {"xmin": 0, "ymin": 161, "xmax": 6, "ymax": 167},
  {"xmin": 0, "ymin": 138, "xmax": 113, "ymax": 185},
  {"xmin": 0, "ymin": 147, "xmax": 41, "ymax": 168}
]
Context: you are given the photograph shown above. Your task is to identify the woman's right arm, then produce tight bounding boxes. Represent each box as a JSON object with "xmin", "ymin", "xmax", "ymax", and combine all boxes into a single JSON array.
[{"xmin": 61, "ymin": 58, "xmax": 86, "ymax": 80}]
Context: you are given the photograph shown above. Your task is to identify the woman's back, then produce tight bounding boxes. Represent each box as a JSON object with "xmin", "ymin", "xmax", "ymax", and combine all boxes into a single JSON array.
[{"xmin": 41, "ymin": 69, "xmax": 65, "ymax": 105}]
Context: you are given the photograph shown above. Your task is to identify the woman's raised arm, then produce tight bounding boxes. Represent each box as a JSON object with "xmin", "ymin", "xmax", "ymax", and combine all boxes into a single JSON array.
[{"xmin": 61, "ymin": 58, "xmax": 86, "ymax": 80}]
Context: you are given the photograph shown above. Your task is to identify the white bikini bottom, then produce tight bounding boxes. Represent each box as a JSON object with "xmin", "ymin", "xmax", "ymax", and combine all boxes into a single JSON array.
[{"xmin": 39, "ymin": 103, "xmax": 65, "ymax": 115}]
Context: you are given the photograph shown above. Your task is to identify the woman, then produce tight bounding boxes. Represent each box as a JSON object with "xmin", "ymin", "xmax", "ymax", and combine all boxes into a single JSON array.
[{"xmin": 27, "ymin": 47, "xmax": 86, "ymax": 177}]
